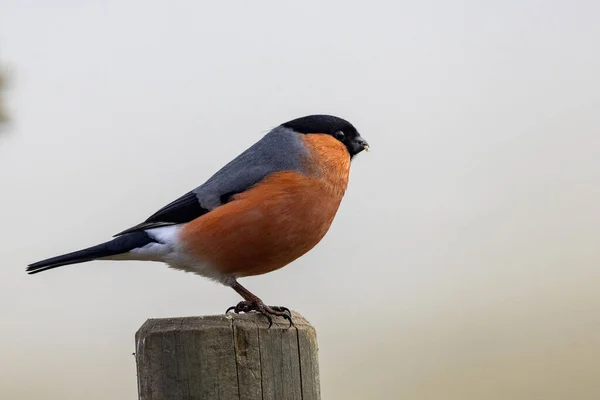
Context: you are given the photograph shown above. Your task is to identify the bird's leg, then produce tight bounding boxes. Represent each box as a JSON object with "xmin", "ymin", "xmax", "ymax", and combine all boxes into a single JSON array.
[{"xmin": 226, "ymin": 280, "xmax": 293, "ymax": 328}]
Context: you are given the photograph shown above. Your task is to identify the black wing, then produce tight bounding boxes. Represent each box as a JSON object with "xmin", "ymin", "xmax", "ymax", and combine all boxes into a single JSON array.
[{"xmin": 114, "ymin": 191, "xmax": 209, "ymax": 236}]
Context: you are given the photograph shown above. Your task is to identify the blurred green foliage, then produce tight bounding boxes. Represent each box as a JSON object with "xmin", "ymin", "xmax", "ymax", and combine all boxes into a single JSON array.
[{"xmin": 0, "ymin": 70, "xmax": 6, "ymax": 123}]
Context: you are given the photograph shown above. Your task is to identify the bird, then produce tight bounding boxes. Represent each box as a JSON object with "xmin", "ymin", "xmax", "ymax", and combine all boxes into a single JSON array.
[{"xmin": 27, "ymin": 114, "xmax": 369, "ymax": 326}]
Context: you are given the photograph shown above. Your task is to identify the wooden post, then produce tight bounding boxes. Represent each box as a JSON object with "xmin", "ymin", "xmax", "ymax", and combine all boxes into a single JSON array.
[{"xmin": 135, "ymin": 311, "xmax": 320, "ymax": 400}]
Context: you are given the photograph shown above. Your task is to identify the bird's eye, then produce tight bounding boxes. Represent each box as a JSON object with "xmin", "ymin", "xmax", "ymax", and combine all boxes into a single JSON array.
[{"xmin": 334, "ymin": 131, "xmax": 345, "ymax": 140}]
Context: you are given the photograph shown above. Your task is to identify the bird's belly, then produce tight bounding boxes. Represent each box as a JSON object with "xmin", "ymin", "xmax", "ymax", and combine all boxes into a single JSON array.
[{"xmin": 180, "ymin": 171, "xmax": 344, "ymax": 277}]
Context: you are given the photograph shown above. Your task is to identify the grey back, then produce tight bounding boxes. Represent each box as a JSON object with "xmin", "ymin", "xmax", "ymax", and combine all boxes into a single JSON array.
[{"xmin": 192, "ymin": 126, "xmax": 309, "ymax": 209}]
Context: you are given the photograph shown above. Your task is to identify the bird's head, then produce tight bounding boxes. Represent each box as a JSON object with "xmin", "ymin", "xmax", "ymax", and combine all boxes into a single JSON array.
[{"xmin": 282, "ymin": 115, "xmax": 369, "ymax": 159}]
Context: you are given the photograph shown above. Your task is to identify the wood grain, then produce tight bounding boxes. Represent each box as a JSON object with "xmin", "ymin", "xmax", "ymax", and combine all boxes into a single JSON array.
[{"xmin": 135, "ymin": 312, "xmax": 320, "ymax": 400}]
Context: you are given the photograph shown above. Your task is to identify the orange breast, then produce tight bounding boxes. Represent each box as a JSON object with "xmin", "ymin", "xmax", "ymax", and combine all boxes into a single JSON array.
[{"xmin": 180, "ymin": 133, "xmax": 351, "ymax": 277}]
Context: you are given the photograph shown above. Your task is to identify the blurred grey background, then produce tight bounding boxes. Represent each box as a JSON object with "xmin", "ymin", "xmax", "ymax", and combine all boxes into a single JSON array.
[{"xmin": 1, "ymin": 1, "xmax": 599, "ymax": 399}]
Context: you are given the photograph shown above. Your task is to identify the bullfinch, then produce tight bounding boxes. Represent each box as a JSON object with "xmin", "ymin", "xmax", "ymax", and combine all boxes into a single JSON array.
[{"xmin": 27, "ymin": 114, "xmax": 369, "ymax": 325}]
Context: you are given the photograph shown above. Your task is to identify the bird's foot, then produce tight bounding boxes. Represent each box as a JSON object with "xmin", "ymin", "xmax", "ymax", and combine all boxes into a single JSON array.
[{"xmin": 226, "ymin": 301, "xmax": 293, "ymax": 328}]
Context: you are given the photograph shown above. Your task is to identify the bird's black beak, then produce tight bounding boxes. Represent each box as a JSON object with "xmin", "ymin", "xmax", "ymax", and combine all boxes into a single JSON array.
[{"xmin": 350, "ymin": 135, "xmax": 370, "ymax": 156}]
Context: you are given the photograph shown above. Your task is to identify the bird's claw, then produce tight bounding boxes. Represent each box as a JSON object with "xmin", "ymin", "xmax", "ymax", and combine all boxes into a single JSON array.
[{"xmin": 226, "ymin": 301, "xmax": 293, "ymax": 328}]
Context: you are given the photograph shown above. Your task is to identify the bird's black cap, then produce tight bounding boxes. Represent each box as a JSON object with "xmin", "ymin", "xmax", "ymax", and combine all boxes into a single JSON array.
[{"xmin": 282, "ymin": 114, "xmax": 358, "ymax": 136}]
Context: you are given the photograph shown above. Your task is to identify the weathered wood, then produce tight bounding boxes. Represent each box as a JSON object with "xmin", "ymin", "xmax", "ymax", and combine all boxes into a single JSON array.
[{"xmin": 135, "ymin": 312, "xmax": 320, "ymax": 400}]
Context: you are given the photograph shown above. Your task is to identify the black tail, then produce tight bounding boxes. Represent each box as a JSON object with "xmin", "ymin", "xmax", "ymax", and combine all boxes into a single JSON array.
[{"xmin": 27, "ymin": 231, "xmax": 156, "ymax": 275}]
